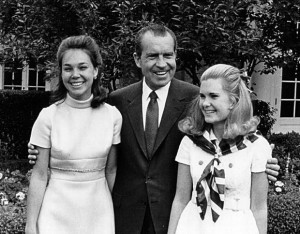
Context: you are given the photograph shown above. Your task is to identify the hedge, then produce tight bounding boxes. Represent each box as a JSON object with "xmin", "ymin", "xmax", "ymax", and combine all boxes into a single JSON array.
[
  {"xmin": 268, "ymin": 182, "xmax": 300, "ymax": 233},
  {"xmin": 0, "ymin": 90, "xmax": 50, "ymax": 164},
  {"xmin": 269, "ymin": 131, "xmax": 300, "ymax": 182}
]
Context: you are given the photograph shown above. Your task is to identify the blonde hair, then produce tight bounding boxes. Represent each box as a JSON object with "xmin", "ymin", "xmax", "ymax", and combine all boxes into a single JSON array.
[{"xmin": 179, "ymin": 64, "xmax": 259, "ymax": 139}]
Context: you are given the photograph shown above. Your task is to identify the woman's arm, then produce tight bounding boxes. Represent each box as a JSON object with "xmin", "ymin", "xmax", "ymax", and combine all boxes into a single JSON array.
[
  {"xmin": 167, "ymin": 163, "xmax": 192, "ymax": 234},
  {"xmin": 25, "ymin": 146, "xmax": 50, "ymax": 234},
  {"xmin": 251, "ymin": 172, "xmax": 269, "ymax": 234},
  {"xmin": 105, "ymin": 144, "xmax": 118, "ymax": 192}
]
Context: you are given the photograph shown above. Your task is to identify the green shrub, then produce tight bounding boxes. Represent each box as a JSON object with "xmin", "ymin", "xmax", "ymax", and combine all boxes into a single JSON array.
[
  {"xmin": 0, "ymin": 203, "xmax": 26, "ymax": 234},
  {"xmin": 252, "ymin": 99, "xmax": 277, "ymax": 136},
  {"xmin": 0, "ymin": 90, "xmax": 50, "ymax": 164},
  {"xmin": 0, "ymin": 169, "xmax": 29, "ymax": 233},
  {"xmin": 269, "ymin": 131, "xmax": 300, "ymax": 181},
  {"xmin": 268, "ymin": 182, "xmax": 300, "ymax": 234}
]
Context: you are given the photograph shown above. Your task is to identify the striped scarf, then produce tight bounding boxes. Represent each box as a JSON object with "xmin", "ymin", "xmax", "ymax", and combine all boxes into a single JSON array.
[{"xmin": 187, "ymin": 130, "xmax": 260, "ymax": 222}]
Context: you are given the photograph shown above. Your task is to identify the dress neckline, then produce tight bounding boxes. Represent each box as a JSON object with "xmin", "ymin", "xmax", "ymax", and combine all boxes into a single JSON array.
[{"xmin": 65, "ymin": 93, "xmax": 93, "ymax": 109}]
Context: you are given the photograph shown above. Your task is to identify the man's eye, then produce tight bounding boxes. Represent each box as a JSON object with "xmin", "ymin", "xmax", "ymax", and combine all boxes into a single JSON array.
[
  {"xmin": 164, "ymin": 54, "xmax": 173, "ymax": 58},
  {"xmin": 148, "ymin": 55, "xmax": 156, "ymax": 59}
]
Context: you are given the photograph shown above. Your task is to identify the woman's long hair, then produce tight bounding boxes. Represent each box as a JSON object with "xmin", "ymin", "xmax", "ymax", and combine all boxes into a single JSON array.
[
  {"xmin": 51, "ymin": 35, "xmax": 107, "ymax": 108},
  {"xmin": 179, "ymin": 64, "xmax": 259, "ymax": 139}
]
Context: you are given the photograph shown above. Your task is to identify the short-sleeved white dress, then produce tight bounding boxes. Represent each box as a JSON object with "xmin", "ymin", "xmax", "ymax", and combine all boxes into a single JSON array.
[
  {"xmin": 175, "ymin": 133, "xmax": 271, "ymax": 234},
  {"xmin": 30, "ymin": 94, "xmax": 122, "ymax": 234}
]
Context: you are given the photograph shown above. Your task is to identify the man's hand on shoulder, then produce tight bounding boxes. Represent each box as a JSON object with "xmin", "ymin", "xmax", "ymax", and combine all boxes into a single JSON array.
[
  {"xmin": 266, "ymin": 157, "xmax": 280, "ymax": 182},
  {"xmin": 28, "ymin": 143, "xmax": 38, "ymax": 165}
]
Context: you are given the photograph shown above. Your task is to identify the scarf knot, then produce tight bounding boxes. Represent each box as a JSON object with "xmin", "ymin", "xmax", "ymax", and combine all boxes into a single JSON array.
[{"xmin": 189, "ymin": 130, "xmax": 260, "ymax": 222}]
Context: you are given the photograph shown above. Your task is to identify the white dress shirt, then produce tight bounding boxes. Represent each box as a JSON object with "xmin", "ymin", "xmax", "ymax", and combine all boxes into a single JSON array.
[{"xmin": 142, "ymin": 78, "xmax": 170, "ymax": 130}]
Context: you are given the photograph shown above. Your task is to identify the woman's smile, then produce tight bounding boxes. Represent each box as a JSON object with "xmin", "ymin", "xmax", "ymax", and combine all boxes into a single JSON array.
[{"xmin": 61, "ymin": 49, "xmax": 98, "ymax": 101}]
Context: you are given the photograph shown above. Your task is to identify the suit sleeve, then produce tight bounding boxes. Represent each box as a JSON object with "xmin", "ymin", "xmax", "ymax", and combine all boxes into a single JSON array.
[{"xmin": 112, "ymin": 106, "xmax": 122, "ymax": 145}]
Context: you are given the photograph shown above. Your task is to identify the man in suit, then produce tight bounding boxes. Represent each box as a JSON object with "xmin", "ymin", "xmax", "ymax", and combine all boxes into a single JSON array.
[
  {"xmin": 108, "ymin": 24, "xmax": 199, "ymax": 234},
  {"xmin": 29, "ymin": 24, "xmax": 279, "ymax": 234}
]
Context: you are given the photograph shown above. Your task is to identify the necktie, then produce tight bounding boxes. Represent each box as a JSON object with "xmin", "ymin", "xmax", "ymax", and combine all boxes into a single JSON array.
[{"xmin": 145, "ymin": 91, "xmax": 158, "ymax": 158}]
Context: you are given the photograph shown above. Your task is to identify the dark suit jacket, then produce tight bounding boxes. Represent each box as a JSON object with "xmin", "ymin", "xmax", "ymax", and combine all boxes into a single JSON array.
[{"xmin": 108, "ymin": 78, "xmax": 199, "ymax": 234}]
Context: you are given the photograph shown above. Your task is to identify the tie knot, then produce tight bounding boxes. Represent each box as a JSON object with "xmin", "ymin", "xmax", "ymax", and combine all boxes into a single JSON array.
[{"xmin": 149, "ymin": 91, "xmax": 158, "ymax": 100}]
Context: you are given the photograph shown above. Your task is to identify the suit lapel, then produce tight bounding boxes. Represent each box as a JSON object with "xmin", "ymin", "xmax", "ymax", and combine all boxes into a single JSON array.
[
  {"xmin": 152, "ymin": 79, "xmax": 186, "ymax": 157},
  {"xmin": 126, "ymin": 82, "xmax": 148, "ymax": 158}
]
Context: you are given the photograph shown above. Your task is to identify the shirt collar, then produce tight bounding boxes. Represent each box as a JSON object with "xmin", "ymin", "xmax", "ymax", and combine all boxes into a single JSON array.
[{"xmin": 142, "ymin": 78, "xmax": 171, "ymax": 101}]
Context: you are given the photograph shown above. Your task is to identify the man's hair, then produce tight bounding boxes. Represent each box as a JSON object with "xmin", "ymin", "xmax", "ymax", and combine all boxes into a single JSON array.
[{"xmin": 134, "ymin": 23, "xmax": 177, "ymax": 57}]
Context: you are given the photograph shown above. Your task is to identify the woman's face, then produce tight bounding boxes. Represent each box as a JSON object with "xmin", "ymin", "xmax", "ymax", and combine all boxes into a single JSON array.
[
  {"xmin": 61, "ymin": 49, "xmax": 98, "ymax": 101},
  {"xmin": 199, "ymin": 78, "xmax": 235, "ymax": 129}
]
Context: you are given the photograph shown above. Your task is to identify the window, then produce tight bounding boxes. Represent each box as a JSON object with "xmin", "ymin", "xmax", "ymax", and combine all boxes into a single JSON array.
[
  {"xmin": 3, "ymin": 60, "xmax": 23, "ymax": 90},
  {"xmin": 27, "ymin": 60, "xmax": 47, "ymax": 91},
  {"xmin": 0, "ymin": 59, "xmax": 49, "ymax": 91},
  {"xmin": 280, "ymin": 21, "xmax": 300, "ymax": 118},
  {"xmin": 281, "ymin": 60, "xmax": 300, "ymax": 117}
]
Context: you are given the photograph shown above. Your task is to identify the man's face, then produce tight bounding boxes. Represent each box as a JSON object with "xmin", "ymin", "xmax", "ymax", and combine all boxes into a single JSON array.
[{"xmin": 134, "ymin": 31, "xmax": 176, "ymax": 90}]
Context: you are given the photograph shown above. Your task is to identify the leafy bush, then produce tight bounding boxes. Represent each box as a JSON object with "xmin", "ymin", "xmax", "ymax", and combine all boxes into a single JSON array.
[
  {"xmin": 269, "ymin": 131, "xmax": 300, "ymax": 181},
  {"xmin": 252, "ymin": 99, "xmax": 277, "ymax": 136},
  {"xmin": 0, "ymin": 90, "xmax": 50, "ymax": 164},
  {"xmin": 267, "ymin": 131, "xmax": 300, "ymax": 233},
  {"xmin": 268, "ymin": 182, "xmax": 300, "ymax": 234},
  {"xmin": 0, "ymin": 169, "xmax": 30, "ymax": 233}
]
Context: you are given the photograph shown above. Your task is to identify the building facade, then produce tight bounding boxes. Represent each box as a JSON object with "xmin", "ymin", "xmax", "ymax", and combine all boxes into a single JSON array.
[{"xmin": 252, "ymin": 62, "xmax": 300, "ymax": 133}]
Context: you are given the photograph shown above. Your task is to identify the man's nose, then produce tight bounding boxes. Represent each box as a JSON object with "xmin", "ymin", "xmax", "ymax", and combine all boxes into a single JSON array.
[{"xmin": 156, "ymin": 56, "xmax": 167, "ymax": 67}]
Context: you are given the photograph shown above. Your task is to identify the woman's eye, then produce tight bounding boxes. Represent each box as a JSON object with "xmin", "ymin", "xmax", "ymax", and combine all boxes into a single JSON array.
[{"xmin": 63, "ymin": 68, "xmax": 71, "ymax": 72}]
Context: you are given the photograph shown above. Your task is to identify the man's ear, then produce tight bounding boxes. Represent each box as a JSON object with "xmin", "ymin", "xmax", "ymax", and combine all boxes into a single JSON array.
[{"xmin": 133, "ymin": 52, "xmax": 141, "ymax": 68}]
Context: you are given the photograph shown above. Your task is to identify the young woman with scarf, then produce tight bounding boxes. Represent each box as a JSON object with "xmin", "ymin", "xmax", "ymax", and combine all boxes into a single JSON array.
[{"xmin": 168, "ymin": 64, "xmax": 270, "ymax": 234}]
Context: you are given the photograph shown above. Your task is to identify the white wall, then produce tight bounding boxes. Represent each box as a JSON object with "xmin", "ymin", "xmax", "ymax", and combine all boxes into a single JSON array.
[{"xmin": 251, "ymin": 63, "xmax": 300, "ymax": 133}]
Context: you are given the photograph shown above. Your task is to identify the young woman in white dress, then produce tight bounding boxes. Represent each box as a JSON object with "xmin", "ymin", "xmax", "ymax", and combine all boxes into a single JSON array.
[
  {"xmin": 25, "ymin": 35, "xmax": 122, "ymax": 234},
  {"xmin": 168, "ymin": 64, "xmax": 270, "ymax": 234}
]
